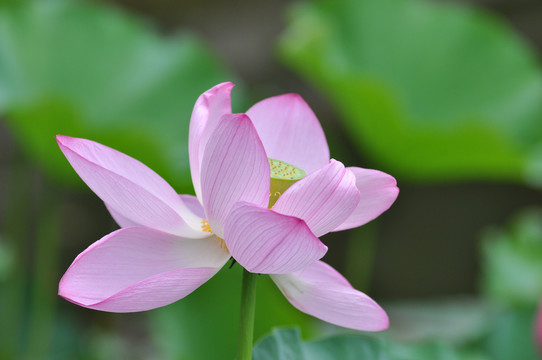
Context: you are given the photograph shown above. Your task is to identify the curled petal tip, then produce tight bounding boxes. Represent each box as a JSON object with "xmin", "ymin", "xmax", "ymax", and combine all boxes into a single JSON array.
[
  {"xmin": 220, "ymin": 81, "xmax": 235, "ymax": 88},
  {"xmin": 56, "ymin": 134, "xmax": 72, "ymax": 146},
  {"xmin": 333, "ymin": 167, "xmax": 399, "ymax": 232},
  {"xmin": 58, "ymin": 227, "xmax": 228, "ymax": 312},
  {"xmin": 272, "ymin": 261, "xmax": 389, "ymax": 331}
]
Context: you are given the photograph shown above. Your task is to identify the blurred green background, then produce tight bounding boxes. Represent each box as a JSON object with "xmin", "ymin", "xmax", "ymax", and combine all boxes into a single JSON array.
[{"xmin": 0, "ymin": 0, "xmax": 541, "ymax": 359}]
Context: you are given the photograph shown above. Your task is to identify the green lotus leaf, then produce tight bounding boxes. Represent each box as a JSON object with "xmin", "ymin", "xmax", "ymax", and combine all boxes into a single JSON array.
[
  {"xmin": 279, "ymin": 0, "xmax": 542, "ymax": 184},
  {"xmin": 484, "ymin": 307, "xmax": 539, "ymax": 360},
  {"xmin": 0, "ymin": 0, "xmax": 238, "ymax": 192},
  {"xmin": 253, "ymin": 328, "xmax": 485, "ymax": 360},
  {"xmin": 481, "ymin": 209, "xmax": 542, "ymax": 307}
]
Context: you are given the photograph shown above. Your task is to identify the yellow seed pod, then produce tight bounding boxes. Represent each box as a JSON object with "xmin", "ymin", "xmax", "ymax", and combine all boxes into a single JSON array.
[{"xmin": 268, "ymin": 158, "xmax": 306, "ymax": 208}]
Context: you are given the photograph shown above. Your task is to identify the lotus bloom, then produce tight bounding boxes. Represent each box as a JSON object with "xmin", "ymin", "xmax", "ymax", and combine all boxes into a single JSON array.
[{"xmin": 58, "ymin": 82, "xmax": 398, "ymax": 331}]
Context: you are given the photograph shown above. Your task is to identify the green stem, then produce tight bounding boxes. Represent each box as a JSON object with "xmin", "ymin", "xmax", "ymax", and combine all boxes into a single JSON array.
[{"xmin": 237, "ymin": 269, "xmax": 258, "ymax": 360}]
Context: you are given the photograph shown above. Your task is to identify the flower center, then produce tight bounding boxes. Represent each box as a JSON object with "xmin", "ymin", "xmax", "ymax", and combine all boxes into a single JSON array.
[
  {"xmin": 201, "ymin": 219, "xmax": 228, "ymax": 250},
  {"xmin": 268, "ymin": 158, "xmax": 306, "ymax": 207}
]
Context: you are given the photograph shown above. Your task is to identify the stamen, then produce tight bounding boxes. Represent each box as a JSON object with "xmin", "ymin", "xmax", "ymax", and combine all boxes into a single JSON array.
[
  {"xmin": 201, "ymin": 219, "xmax": 228, "ymax": 251},
  {"xmin": 216, "ymin": 237, "xmax": 228, "ymax": 250},
  {"xmin": 201, "ymin": 219, "xmax": 212, "ymax": 233}
]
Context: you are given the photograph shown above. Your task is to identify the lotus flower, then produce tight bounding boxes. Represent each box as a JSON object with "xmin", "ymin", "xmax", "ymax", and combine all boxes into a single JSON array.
[{"xmin": 58, "ymin": 82, "xmax": 398, "ymax": 331}]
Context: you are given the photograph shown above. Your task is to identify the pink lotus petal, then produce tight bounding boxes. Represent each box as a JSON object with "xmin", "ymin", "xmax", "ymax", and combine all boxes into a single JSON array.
[
  {"xmin": 57, "ymin": 135, "xmax": 204, "ymax": 238},
  {"xmin": 273, "ymin": 160, "xmax": 360, "ymax": 237},
  {"xmin": 105, "ymin": 202, "xmax": 138, "ymax": 228},
  {"xmin": 246, "ymin": 93, "xmax": 329, "ymax": 174},
  {"xmin": 59, "ymin": 227, "xmax": 229, "ymax": 312},
  {"xmin": 107, "ymin": 195, "xmax": 205, "ymax": 228},
  {"xmin": 271, "ymin": 261, "xmax": 389, "ymax": 331},
  {"xmin": 333, "ymin": 168, "xmax": 399, "ymax": 231},
  {"xmin": 180, "ymin": 194, "xmax": 206, "ymax": 218},
  {"xmin": 224, "ymin": 202, "xmax": 327, "ymax": 274},
  {"xmin": 64, "ymin": 267, "xmax": 219, "ymax": 313},
  {"xmin": 189, "ymin": 82, "xmax": 234, "ymax": 202},
  {"xmin": 200, "ymin": 114, "xmax": 270, "ymax": 238}
]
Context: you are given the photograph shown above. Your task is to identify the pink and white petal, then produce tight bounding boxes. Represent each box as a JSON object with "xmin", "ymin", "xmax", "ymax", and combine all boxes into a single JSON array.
[
  {"xmin": 224, "ymin": 202, "xmax": 327, "ymax": 274},
  {"xmin": 57, "ymin": 136, "xmax": 204, "ymax": 238},
  {"xmin": 189, "ymin": 82, "xmax": 234, "ymax": 201},
  {"xmin": 180, "ymin": 194, "xmax": 206, "ymax": 219},
  {"xmin": 271, "ymin": 261, "xmax": 389, "ymax": 331},
  {"xmin": 59, "ymin": 226, "xmax": 229, "ymax": 312},
  {"xmin": 333, "ymin": 168, "xmax": 399, "ymax": 231},
  {"xmin": 105, "ymin": 202, "xmax": 138, "ymax": 228},
  {"xmin": 246, "ymin": 94, "xmax": 329, "ymax": 174},
  {"xmin": 65, "ymin": 267, "xmax": 220, "ymax": 313},
  {"xmin": 200, "ymin": 114, "xmax": 270, "ymax": 238},
  {"xmin": 106, "ymin": 195, "xmax": 206, "ymax": 229},
  {"xmin": 273, "ymin": 160, "xmax": 360, "ymax": 237}
]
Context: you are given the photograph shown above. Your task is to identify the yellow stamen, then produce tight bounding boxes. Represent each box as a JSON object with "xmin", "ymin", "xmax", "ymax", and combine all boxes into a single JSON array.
[
  {"xmin": 201, "ymin": 219, "xmax": 212, "ymax": 233},
  {"xmin": 201, "ymin": 219, "xmax": 229, "ymax": 251},
  {"xmin": 215, "ymin": 237, "xmax": 228, "ymax": 250}
]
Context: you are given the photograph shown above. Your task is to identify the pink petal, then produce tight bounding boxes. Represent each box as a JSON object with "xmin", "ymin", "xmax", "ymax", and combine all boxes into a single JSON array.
[
  {"xmin": 246, "ymin": 93, "xmax": 329, "ymax": 174},
  {"xmin": 57, "ymin": 135, "xmax": 204, "ymax": 238},
  {"xmin": 333, "ymin": 168, "xmax": 399, "ymax": 231},
  {"xmin": 105, "ymin": 202, "xmax": 138, "ymax": 228},
  {"xmin": 273, "ymin": 160, "xmax": 360, "ymax": 237},
  {"xmin": 271, "ymin": 261, "xmax": 389, "ymax": 331},
  {"xmin": 200, "ymin": 114, "xmax": 270, "ymax": 238},
  {"xmin": 64, "ymin": 267, "xmax": 219, "ymax": 313},
  {"xmin": 107, "ymin": 195, "xmax": 205, "ymax": 228},
  {"xmin": 59, "ymin": 227, "xmax": 229, "ymax": 312},
  {"xmin": 189, "ymin": 82, "xmax": 234, "ymax": 202},
  {"xmin": 180, "ymin": 194, "xmax": 206, "ymax": 218},
  {"xmin": 224, "ymin": 202, "xmax": 327, "ymax": 274}
]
